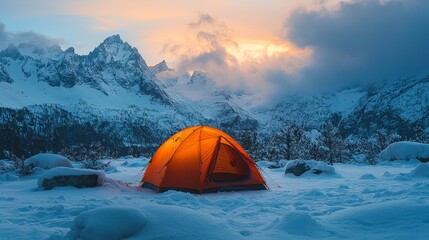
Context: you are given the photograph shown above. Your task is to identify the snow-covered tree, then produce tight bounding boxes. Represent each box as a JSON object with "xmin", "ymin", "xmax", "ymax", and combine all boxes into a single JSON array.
[{"xmin": 319, "ymin": 121, "xmax": 348, "ymax": 165}]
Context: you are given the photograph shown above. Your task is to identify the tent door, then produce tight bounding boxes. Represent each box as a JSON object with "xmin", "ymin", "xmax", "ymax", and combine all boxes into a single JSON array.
[{"xmin": 210, "ymin": 143, "xmax": 250, "ymax": 182}]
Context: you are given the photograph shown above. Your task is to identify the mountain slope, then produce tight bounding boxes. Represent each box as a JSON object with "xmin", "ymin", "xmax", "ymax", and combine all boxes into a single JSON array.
[{"xmin": 0, "ymin": 35, "xmax": 260, "ymax": 158}]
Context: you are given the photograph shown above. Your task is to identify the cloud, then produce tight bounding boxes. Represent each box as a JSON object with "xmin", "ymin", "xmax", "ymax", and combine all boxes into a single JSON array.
[
  {"xmin": 162, "ymin": 14, "xmax": 241, "ymax": 85},
  {"xmin": 188, "ymin": 14, "xmax": 215, "ymax": 28},
  {"xmin": 162, "ymin": 14, "xmax": 309, "ymax": 102},
  {"xmin": 284, "ymin": 0, "xmax": 429, "ymax": 91},
  {"xmin": 0, "ymin": 22, "xmax": 62, "ymax": 51}
]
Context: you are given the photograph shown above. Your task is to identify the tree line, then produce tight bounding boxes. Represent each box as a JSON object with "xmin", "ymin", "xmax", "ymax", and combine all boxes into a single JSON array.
[{"xmin": 236, "ymin": 120, "xmax": 425, "ymax": 165}]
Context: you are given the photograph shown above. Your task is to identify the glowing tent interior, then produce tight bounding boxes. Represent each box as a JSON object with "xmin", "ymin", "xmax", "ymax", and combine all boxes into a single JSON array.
[{"xmin": 141, "ymin": 126, "xmax": 268, "ymax": 193}]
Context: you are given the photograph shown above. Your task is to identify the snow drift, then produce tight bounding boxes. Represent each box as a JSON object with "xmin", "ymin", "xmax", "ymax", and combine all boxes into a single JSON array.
[
  {"xmin": 379, "ymin": 141, "xmax": 429, "ymax": 162},
  {"xmin": 25, "ymin": 153, "xmax": 73, "ymax": 169},
  {"xmin": 67, "ymin": 207, "xmax": 146, "ymax": 240}
]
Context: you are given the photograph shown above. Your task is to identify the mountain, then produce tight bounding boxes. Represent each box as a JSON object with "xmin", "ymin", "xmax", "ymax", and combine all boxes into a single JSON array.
[
  {"xmin": 0, "ymin": 35, "xmax": 259, "ymax": 158},
  {"xmin": 259, "ymin": 76, "xmax": 429, "ymax": 141},
  {"xmin": 0, "ymin": 34, "xmax": 428, "ymax": 159},
  {"xmin": 149, "ymin": 60, "xmax": 171, "ymax": 75},
  {"xmin": 340, "ymin": 77, "xmax": 429, "ymax": 139}
]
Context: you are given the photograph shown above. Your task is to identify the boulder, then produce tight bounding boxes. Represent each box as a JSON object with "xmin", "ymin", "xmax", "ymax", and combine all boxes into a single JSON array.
[
  {"xmin": 38, "ymin": 167, "xmax": 104, "ymax": 190},
  {"xmin": 39, "ymin": 174, "xmax": 99, "ymax": 190},
  {"xmin": 285, "ymin": 162, "xmax": 310, "ymax": 176},
  {"xmin": 285, "ymin": 160, "xmax": 335, "ymax": 176}
]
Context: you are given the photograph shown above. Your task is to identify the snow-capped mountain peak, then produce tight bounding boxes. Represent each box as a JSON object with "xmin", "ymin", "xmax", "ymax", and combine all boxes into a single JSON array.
[
  {"xmin": 149, "ymin": 60, "xmax": 171, "ymax": 75},
  {"xmin": 188, "ymin": 70, "xmax": 215, "ymax": 87},
  {"xmin": 14, "ymin": 41, "xmax": 63, "ymax": 59},
  {"xmin": 0, "ymin": 44, "xmax": 21, "ymax": 60},
  {"xmin": 88, "ymin": 34, "xmax": 141, "ymax": 65},
  {"xmin": 102, "ymin": 34, "xmax": 123, "ymax": 45}
]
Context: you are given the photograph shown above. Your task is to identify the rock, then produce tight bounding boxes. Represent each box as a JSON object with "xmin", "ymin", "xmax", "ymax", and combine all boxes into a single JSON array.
[
  {"xmin": 285, "ymin": 160, "xmax": 335, "ymax": 176},
  {"xmin": 39, "ymin": 174, "xmax": 99, "ymax": 190},
  {"xmin": 38, "ymin": 167, "xmax": 104, "ymax": 190},
  {"xmin": 285, "ymin": 162, "xmax": 310, "ymax": 176}
]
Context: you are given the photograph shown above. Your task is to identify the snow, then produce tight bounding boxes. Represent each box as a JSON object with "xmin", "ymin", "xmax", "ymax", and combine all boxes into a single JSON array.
[
  {"xmin": 0, "ymin": 172, "xmax": 19, "ymax": 181},
  {"xmin": 409, "ymin": 163, "xmax": 429, "ymax": 177},
  {"xmin": 0, "ymin": 158, "xmax": 428, "ymax": 239},
  {"xmin": 67, "ymin": 207, "xmax": 146, "ymax": 240},
  {"xmin": 359, "ymin": 173, "xmax": 376, "ymax": 180},
  {"xmin": 37, "ymin": 167, "xmax": 105, "ymax": 189},
  {"xmin": 25, "ymin": 153, "xmax": 73, "ymax": 169},
  {"xmin": 379, "ymin": 141, "xmax": 429, "ymax": 161}
]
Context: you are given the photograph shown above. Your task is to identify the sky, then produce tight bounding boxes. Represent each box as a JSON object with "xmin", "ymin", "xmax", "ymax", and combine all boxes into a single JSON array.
[{"xmin": 1, "ymin": 0, "xmax": 429, "ymax": 100}]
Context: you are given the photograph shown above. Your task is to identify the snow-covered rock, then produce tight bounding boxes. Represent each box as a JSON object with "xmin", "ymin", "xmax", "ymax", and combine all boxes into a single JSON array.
[
  {"xmin": 285, "ymin": 160, "xmax": 335, "ymax": 176},
  {"xmin": 25, "ymin": 153, "xmax": 73, "ymax": 169},
  {"xmin": 38, "ymin": 167, "xmax": 104, "ymax": 190},
  {"xmin": 67, "ymin": 207, "xmax": 146, "ymax": 240},
  {"xmin": 379, "ymin": 141, "xmax": 429, "ymax": 162}
]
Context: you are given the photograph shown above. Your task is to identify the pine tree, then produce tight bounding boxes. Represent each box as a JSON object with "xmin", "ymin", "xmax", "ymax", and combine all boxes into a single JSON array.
[{"xmin": 320, "ymin": 121, "xmax": 346, "ymax": 165}]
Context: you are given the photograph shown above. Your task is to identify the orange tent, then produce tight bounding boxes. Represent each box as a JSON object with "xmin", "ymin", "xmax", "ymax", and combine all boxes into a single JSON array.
[{"xmin": 141, "ymin": 126, "xmax": 268, "ymax": 193}]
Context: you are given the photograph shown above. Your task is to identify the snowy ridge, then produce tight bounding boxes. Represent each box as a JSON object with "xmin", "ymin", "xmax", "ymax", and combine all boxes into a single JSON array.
[{"xmin": 149, "ymin": 60, "xmax": 171, "ymax": 75}]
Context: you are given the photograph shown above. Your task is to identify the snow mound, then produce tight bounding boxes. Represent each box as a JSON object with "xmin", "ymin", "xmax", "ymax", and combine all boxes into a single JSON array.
[
  {"xmin": 326, "ymin": 201, "xmax": 429, "ymax": 239},
  {"xmin": 379, "ymin": 141, "xmax": 429, "ymax": 162},
  {"xmin": 285, "ymin": 160, "xmax": 335, "ymax": 176},
  {"xmin": 38, "ymin": 167, "xmax": 105, "ymax": 190},
  {"xmin": 359, "ymin": 173, "xmax": 376, "ymax": 180},
  {"xmin": 25, "ymin": 153, "xmax": 73, "ymax": 169},
  {"xmin": 67, "ymin": 207, "xmax": 146, "ymax": 240},
  {"xmin": 409, "ymin": 163, "xmax": 429, "ymax": 177},
  {"xmin": 0, "ymin": 173, "xmax": 19, "ymax": 181},
  {"xmin": 140, "ymin": 204, "xmax": 243, "ymax": 239},
  {"xmin": 277, "ymin": 211, "xmax": 329, "ymax": 237}
]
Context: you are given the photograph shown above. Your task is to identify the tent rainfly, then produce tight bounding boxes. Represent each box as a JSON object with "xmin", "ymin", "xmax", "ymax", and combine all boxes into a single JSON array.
[{"xmin": 141, "ymin": 126, "xmax": 268, "ymax": 193}]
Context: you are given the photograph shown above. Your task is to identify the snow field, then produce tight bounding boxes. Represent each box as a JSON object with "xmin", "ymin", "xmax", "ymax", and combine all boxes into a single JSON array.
[{"xmin": 0, "ymin": 159, "xmax": 428, "ymax": 239}]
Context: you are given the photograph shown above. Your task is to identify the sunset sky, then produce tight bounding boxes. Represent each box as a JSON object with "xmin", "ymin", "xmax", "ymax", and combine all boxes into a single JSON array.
[
  {"xmin": 1, "ymin": 0, "xmax": 429, "ymax": 96},
  {"xmin": 0, "ymin": 0, "xmax": 334, "ymax": 64}
]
